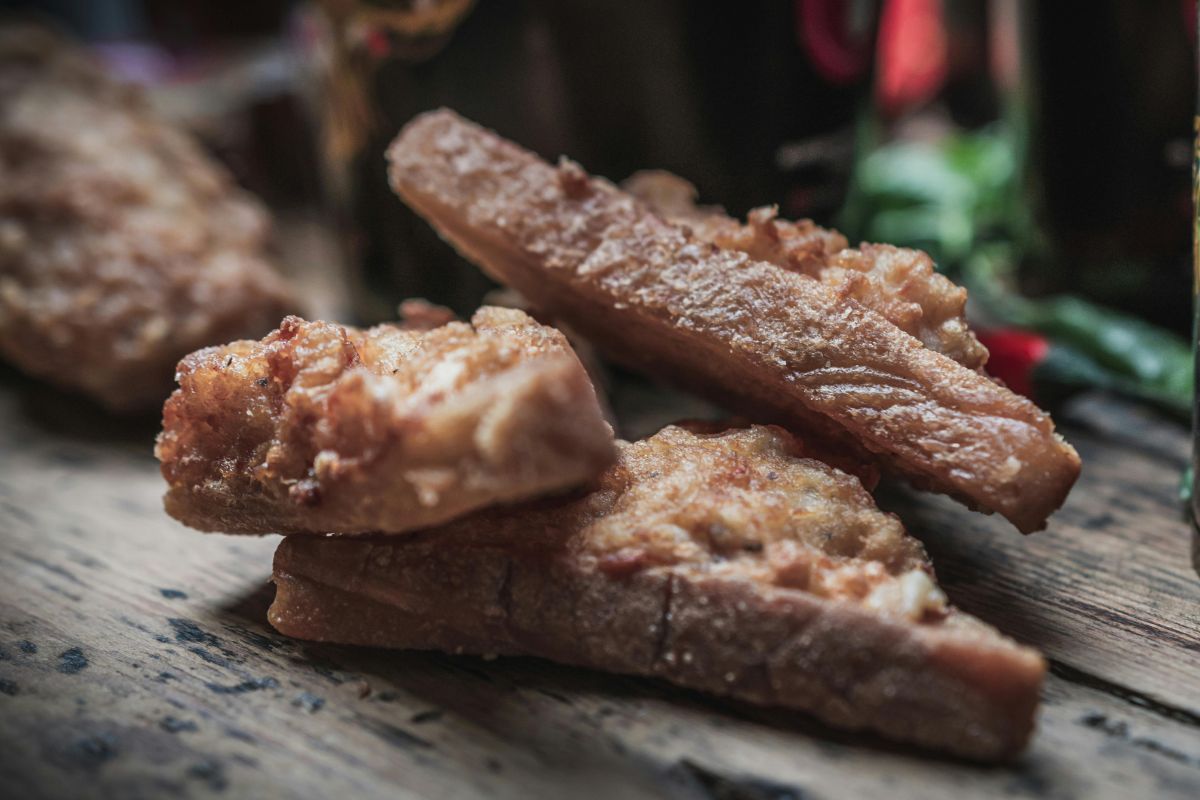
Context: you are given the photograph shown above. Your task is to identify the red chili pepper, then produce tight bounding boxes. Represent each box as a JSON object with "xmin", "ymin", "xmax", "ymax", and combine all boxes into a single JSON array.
[
  {"xmin": 977, "ymin": 328, "xmax": 1050, "ymax": 399},
  {"xmin": 875, "ymin": 0, "xmax": 949, "ymax": 115}
]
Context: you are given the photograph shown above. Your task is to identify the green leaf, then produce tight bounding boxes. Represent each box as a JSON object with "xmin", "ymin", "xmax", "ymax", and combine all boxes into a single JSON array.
[{"xmin": 857, "ymin": 143, "xmax": 976, "ymax": 208}]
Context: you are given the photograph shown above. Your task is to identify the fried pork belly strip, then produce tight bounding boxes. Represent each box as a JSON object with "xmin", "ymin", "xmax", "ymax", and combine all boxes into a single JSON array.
[
  {"xmin": 0, "ymin": 29, "xmax": 293, "ymax": 411},
  {"xmin": 623, "ymin": 170, "xmax": 988, "ymax": 369},
  {"xmin": 386, "ymin": 110, "xmax": 1079, "ymax": 533},
  {"xmin": 270, "ymin": 425, "xmax": 1046, "ymax": 761},
  {"xmin": 156, "ymin": 307, "xmax": 615, "ymax": 535}
]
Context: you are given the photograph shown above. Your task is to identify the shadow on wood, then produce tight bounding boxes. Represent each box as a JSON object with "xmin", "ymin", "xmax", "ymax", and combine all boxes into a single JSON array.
[
  {"xmin": 0, "ymin": 362, "xmax": 161, "ymax": 448},
  {"xmin": 212, "ymin": 579, "xmax": 1009, "ymax": 773}
]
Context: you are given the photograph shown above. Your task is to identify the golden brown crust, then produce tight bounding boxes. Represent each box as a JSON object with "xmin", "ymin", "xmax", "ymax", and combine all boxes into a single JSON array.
[
  {"xmin": 0, "ymin": 29, "xmax": 293, "ymax": 411},
  {"xmin": 386, "ymin": 109, "xmax": 1079, "ymax": 532},
  {"xmin": 623, "ymin": 170, "xmax": 987, "ymax": 369},
  {"xmin": 156, "ymin": 307, "xmax": 615, "ymax": 535},
  {"xmin": 269, "ymin": 426, "xmax": 1045, "ymax": 761}
]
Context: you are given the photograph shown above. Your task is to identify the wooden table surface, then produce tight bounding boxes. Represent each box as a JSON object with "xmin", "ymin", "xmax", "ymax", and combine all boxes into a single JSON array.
[{"xmin": 1, "ymin": 362, "xmax": 1198, "ymax": 800}]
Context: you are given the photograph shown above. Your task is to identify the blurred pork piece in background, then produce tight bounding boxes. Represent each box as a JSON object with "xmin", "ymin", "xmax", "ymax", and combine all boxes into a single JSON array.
[{"xmin": 0, "ymin": 26, "xmax": 294, "ymax": 412}]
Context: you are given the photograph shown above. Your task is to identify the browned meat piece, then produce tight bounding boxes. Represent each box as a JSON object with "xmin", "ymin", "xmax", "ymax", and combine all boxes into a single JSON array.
[
  {"xmin": 385, "ymin": 110, "xmax": 1079, "ymax": 533},
  {"xmin": 396, "ymin": 298, "xmax": 459, "ymax": 330},
  {"xmin": 270, "ymin": 425, "xmax": 1046, "ymax": 761},
  {"xmin": 623, "ymin": 170, "xmax": 988, "ymax": 369},
  {"xmin": 0, "ymin": 29, "xmax": 293, "ymax": 411},
  {"xmin": 156, "ymin": 307, "xmax": 615, "ymax": 535}
]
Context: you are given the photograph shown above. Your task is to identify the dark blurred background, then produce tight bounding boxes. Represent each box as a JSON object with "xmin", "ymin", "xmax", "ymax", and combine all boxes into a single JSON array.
[{"xmin": 5, "ymin": 0, "xmax": 1198, "ymax": 409}]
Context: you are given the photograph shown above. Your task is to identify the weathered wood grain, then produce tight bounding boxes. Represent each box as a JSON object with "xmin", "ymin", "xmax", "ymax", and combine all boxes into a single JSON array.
[
  {"xmin": 883, "ymin": 407, "xmax": 1199, "ymax": 715},
  {"xmin": 1, "ymin": 368, "xmax": 1198, "ymax": 799}
]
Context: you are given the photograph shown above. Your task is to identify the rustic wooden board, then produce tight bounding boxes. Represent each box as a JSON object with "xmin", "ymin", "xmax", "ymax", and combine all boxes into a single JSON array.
[
  {"xmin": 886, "ymin": 397, "xmax": 1200, "ymax": 714},
  {"xmin": 1, "ymin": 367, "xmax": 1199, "ymax": 800}
]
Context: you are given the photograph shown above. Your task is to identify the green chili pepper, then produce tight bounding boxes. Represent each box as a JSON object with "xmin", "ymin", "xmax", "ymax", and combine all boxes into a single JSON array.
[{"xmin": 988, "ymin": 292, "xmax": 1193, "ymax": 420}]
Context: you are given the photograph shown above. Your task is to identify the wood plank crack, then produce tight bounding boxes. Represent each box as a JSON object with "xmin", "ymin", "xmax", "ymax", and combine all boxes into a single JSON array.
[{"xmin": 1049, "ymin": 659, "xmax": 1200, "ymax": 729}]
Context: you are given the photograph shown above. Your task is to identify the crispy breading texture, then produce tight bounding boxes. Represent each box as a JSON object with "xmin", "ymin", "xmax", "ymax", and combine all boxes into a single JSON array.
[
  {"xmin": 0, "ymin": 29, "xmax": 293, "ymax": 411},
  {"xmin": 623, "ymin": 170, "xmax": 988, "ymax": 369},
  {"xmin": 156, "ymin": 307, "xmax": 615, "ymax": 535},
  {"xmin": 270, "ymin": 425, "xmax": 1046, "ymax": 761},
  {"xmin": 385, "ymin": 109, "xmax": 1079, "ymax": 533}
]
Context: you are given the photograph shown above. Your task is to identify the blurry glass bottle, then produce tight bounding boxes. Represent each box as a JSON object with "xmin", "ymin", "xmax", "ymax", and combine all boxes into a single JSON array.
[
  {"xmin": 1017, "ymin": 0, "xmax": 1196, "ymax": 334},
  {"xmin": 305, "ymin": 0, "xmax": 880, "ymax": 322},
  {"xmin": 1191, "ymin": 0, "xmax": 1200, "ymax": 567}
]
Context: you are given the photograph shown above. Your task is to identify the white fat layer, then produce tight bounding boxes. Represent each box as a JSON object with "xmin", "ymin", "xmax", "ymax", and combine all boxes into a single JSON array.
[{"xmin": 863, "ymin": 569, "xmax": 947, "ymax": 621}]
